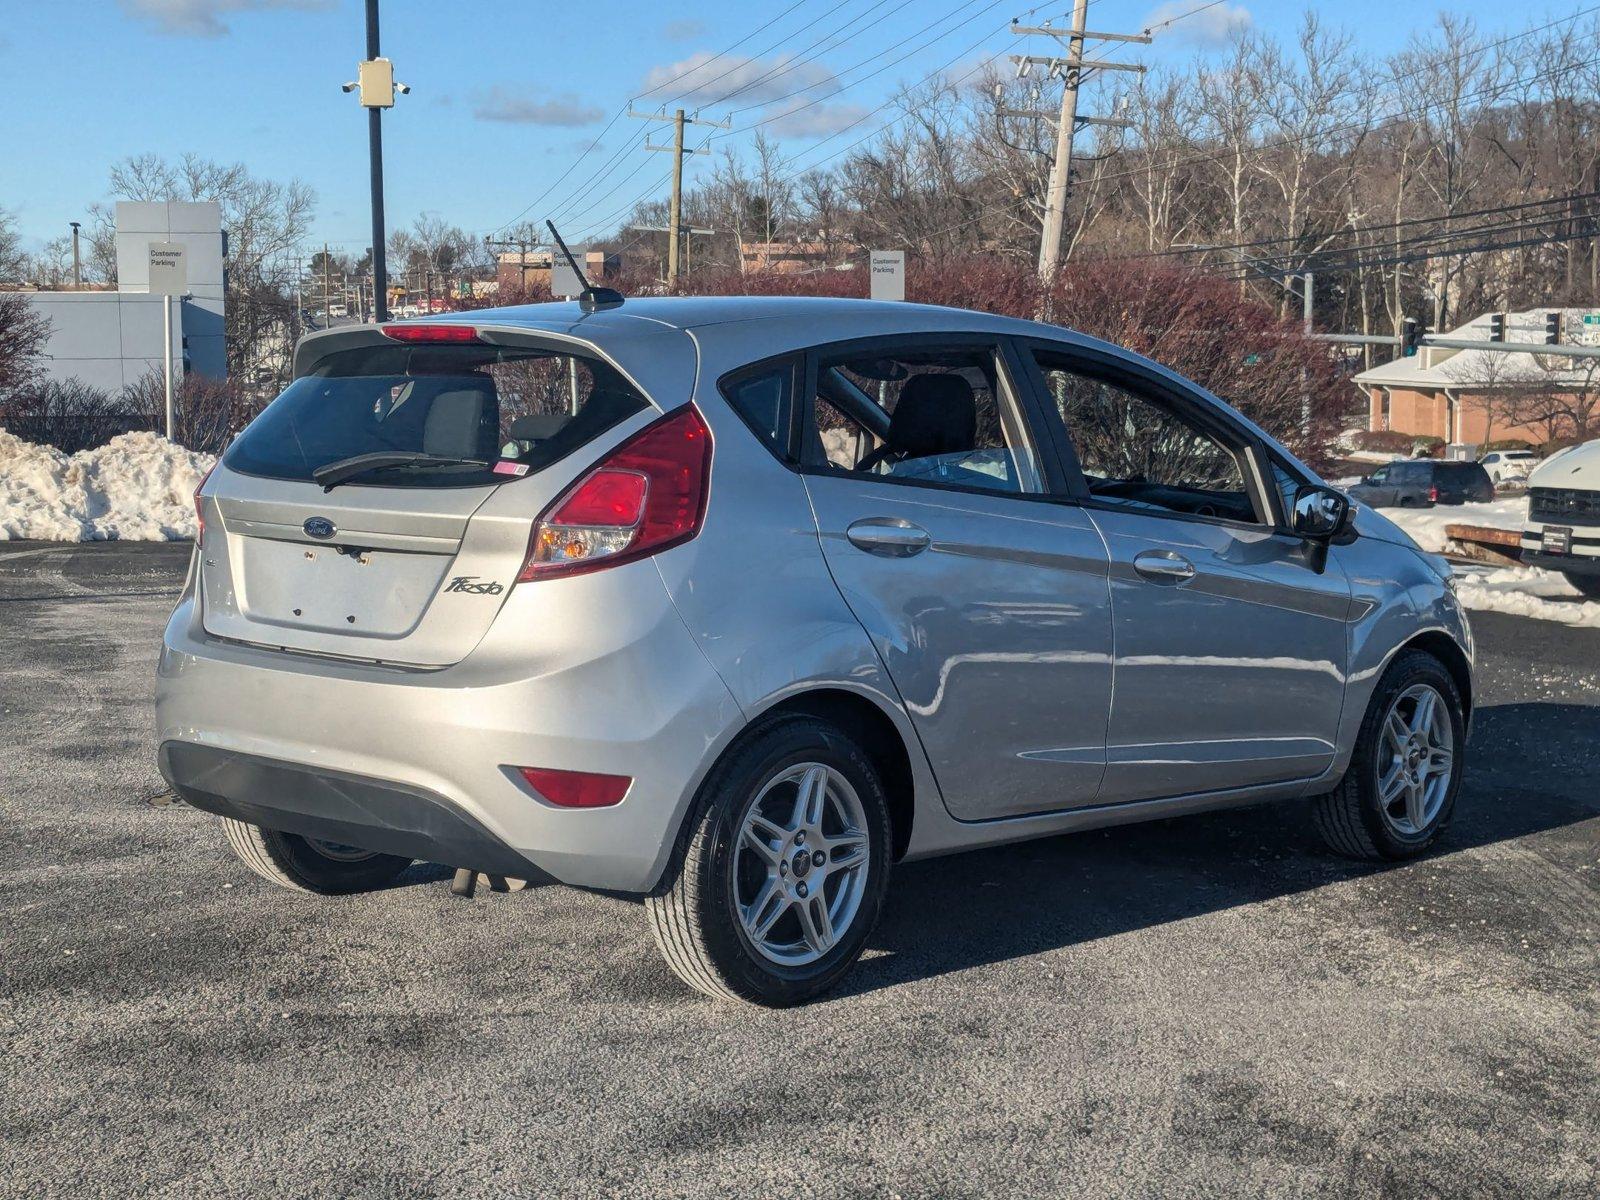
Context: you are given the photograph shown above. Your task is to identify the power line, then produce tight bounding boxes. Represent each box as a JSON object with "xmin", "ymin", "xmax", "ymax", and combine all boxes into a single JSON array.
[
  {"xmin": 564, "ymin": 0, "xmax": 1028, "ymax": 239},
  {"xmin": 884, "ymin": 31, "xmax": 1600, "ymax": 259},
  {"xmin": 491, "ymin": 0, "xmax": 815, "ymax": 236}
]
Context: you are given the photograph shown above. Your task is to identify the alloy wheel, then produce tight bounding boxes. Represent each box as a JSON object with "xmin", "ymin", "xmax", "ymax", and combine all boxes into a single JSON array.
[
  {"xmin": 1376, "ymin": 683, "xmax": 1455, "ymax": 836},
  {"xmin": 733, "ymin": 762, "xmax": 871, "ymax": 966}
]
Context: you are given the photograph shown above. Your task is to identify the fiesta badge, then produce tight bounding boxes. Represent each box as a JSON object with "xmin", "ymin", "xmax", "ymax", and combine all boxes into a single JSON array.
[{"xmin": 303, "ymin": 516, "xmax": 337, "ymax": 540}]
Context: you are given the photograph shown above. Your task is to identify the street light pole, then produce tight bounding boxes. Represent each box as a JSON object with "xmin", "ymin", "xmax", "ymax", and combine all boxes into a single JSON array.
[
  {"xmin": 69, "ymin": 221, "xmax": 82, "ymax": 287},
  {"xmin": 344, "ymin": 1, "xmax": 406, "ymax": 322},
  {"xmin": 364, "ymin": 0, "xmax": 388, "ymax": 322}
]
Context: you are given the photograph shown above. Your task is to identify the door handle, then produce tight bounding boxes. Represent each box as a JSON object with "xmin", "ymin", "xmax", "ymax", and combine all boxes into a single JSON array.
[
  {"xmin": 846, "ymin": 517, "xmax": 931, "ymax": 558},
  {"xmin": 1133, "ymin": 549, "xmax": 1196, "ymax": 583}
]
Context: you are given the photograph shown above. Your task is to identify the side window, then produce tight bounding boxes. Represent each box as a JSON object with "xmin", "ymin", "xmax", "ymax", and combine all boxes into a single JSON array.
[
  {"xmin": 722, "ymin": 360, "xmax": 797, "ymax": 462},
  {"xmin": 1030, "ymin": 351, "xmax": 1261, "ymax": 524},
  {"xmin": 1368, "ymin": 466, "xmax": 1390, "ymax": 484},
  {"xmin": 805, "ymin": 343, "xmax": 1043, "ymax": 496}
]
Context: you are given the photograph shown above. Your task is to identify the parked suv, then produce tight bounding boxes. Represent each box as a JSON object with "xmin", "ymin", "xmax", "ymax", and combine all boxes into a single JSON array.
[
  {"xmin": 1479, "ymin": 449, "xmax": 1537, "ymax": 485},
  {"xmin": 1522, "ymin": 439, "xmax": 1600, "ymax": 598},
  {"xmin": 1346, "ymin": 459, "xmax": 1494, "ymax": 508},
  {"xmin": 157, "ymin": 298, "xmax": 1473, "ymax": 1005}
]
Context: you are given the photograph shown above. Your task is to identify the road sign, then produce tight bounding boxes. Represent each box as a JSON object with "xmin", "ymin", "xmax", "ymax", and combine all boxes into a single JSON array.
[
  {"xmin": 552, "ymin": 252, "xmax": 584, "ymax": 299},
  {"xmin": 869, "ymin": 250, "xmax": 905, "ymax": 302},
  {"xmin": 147, "ymin": 242, "xmax": 187, "ymax": 296}
]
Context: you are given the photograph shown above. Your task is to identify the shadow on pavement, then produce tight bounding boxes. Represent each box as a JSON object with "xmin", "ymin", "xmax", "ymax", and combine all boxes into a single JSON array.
[{"xmin": 841, "ymin": 701, "xmax": 1600, "ymax": 999}]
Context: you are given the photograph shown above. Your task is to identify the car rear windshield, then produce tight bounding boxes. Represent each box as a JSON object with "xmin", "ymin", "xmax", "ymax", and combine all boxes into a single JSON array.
[{"xmin": 224, "ymin": 342, "xmax": 650, "ymax": 488}]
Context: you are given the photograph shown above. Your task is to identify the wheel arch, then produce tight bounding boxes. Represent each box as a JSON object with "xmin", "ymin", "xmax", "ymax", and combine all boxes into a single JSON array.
[
  {"xmin": 1395, "ymin": 629, "xmax": 1474, "ymax": 717},
  {"xmin": 752, "ymin": 688, "xmax": 918, "ymax": 862}
]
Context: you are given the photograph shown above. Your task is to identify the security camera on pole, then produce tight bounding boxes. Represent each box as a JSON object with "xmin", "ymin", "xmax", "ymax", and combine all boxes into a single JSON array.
[{"xmin": 341, "ymin": 0, "xmax": 410, "ymax": 323}]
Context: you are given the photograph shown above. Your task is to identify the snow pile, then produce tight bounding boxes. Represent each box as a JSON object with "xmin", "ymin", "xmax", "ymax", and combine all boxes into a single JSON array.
[
  {"xmin": 0, "ymin": 428, "xmax": 215, "ymax": 541},
  {"xmin": 1381, "ymin": 496, "xmax": 1527, "ymax": 554},
  {"xmin": 1451, "ymin": 565, "xmax": 1600, "ymax": 628}
]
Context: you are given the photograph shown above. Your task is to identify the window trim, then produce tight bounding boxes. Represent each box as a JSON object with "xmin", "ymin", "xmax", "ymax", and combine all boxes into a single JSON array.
[
  {"xmin": 715, "ymin": 352, "xmax": 806, "ymax": 470},
  {"xmin": 791, "ymin": 332, "xmax": 1063, "ymax": 504},
  {"xmin": 1012, "ymin": 336, "xmax": 1290, "ymax": 534}
]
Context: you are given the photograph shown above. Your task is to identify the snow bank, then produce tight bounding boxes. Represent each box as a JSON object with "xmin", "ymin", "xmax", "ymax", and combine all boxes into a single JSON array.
[
  {"xmin": 1381, "ymin": 496, "xmax": 1527, "ymax": 554},
  {"xmin": 0, "ymin": 428, "xmax": 215, "ymax": 541},
  {"xmin": 1451, "ymin": 566, "xmax": 1600, "ymax": 628}
]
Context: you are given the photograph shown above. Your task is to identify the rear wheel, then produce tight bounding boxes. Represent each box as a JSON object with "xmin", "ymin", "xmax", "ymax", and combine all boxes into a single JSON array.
[
  {"xmin": 646, "ymin": 715, "xmax": 892, "ymax": 1006},
  {"xmin": 221, "ymin": 818, "xmax": 412, "ymax": 894},
  {"xmin": 1562, "ymin": 572, "xmax": 1600, "ymax": 600},
  {"xmin": 1312, "ymin": 650, "xmax": 1465, "ymax": 861}
]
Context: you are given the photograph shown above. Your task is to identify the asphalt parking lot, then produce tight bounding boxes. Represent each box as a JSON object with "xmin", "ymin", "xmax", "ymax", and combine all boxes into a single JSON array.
[{"xmin": 1, "ymin": 541, "xmax": 1596, "ymax": 1199}]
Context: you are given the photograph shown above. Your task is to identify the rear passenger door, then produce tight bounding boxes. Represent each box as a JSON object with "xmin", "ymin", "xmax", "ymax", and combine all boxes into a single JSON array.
[
  {"xmin": 798, "ymin": 335, "xmax": 1115, "ymax": 821},
  {"xmin": 1018, "ymin": 342, "xmax": 1351, "ymax": 804}
]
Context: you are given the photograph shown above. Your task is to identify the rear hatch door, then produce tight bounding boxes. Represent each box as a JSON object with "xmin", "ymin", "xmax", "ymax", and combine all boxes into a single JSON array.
[{"xmin": 197, "ymin": 321, "xmax": 693, "ymax": 666}]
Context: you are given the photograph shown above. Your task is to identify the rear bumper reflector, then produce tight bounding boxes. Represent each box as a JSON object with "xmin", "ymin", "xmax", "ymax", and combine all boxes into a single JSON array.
[{"xmin": 515, "ymin": 766, "xmax": 632, "ymax": 808}]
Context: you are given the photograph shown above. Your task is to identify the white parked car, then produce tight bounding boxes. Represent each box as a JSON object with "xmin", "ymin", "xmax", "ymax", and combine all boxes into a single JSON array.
[
  {"xmin": 1479, "ymin": 449, "xmax": 1537, "ymax": 485},
  {"xmin": 1522, "ymin": 440, "xmax": 1600, "ymax": 598}
]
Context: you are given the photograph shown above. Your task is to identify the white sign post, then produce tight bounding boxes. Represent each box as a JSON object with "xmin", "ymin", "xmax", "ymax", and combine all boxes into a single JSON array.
[
  {"xmin": 869, "ymin": 250, "xmax": 905, "ymax": 302},
  {"xmin": 148, "ymin": 243, "xmax": 188, "ymax": 441},
  {"xmin": 551, "ymin": 250, "xmax": 584, "ymax": 300}
]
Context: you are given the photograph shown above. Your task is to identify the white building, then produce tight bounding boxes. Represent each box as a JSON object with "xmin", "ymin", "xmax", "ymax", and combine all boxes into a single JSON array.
[{"xmin": 23, "ymin": 201, "xmax": 226, "ymax": 393}]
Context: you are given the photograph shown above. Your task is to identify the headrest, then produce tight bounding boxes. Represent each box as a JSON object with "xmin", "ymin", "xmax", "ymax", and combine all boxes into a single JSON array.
[
  {"xmin": 888, "ymin": 373, "xmax": 976, "ymax": 458},
  {"xmin": 508, "ymin": 413, "xmax": 570, "ymax": 443}
]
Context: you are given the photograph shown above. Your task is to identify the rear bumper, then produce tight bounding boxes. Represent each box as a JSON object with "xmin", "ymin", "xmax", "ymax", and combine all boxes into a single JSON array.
[
  {"xmin": 155, "ymin": 560, "xmax": 745, "ymax": 893},
  {"xmin": 161, "ymin": 742, "xmax": 553, "ymax": 881}
]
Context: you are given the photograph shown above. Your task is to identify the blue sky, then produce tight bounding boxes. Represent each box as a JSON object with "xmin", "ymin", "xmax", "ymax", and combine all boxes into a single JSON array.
[{"xmin": 0, "ymin": 0, "xmax": 1549, "ymax": 257}]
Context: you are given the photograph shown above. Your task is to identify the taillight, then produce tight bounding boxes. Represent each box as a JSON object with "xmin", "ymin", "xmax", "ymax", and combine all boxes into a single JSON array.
[
  {"xmin": 1429, "ymin": 485, "xmax": 1440, "ymax": 502},
  {"xmin": 518, "ymin": 405, "xmax": 712, "ymax": 581},
  {"xmin": 380, "ymin": 324, "xmax": 481, "ymax": 342},
  {"xmin": 515, "ymin": 766, "xmax": 631, "ymax": 808},
  {"xmin": 194, "ymin": 463, "xmax": 217, "ymax": 543}
]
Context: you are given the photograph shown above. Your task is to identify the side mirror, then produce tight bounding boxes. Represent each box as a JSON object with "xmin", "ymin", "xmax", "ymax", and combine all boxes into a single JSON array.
[{"xmin": 1292, "ymin": 484, "xmax": 1350, "ymax": 541}]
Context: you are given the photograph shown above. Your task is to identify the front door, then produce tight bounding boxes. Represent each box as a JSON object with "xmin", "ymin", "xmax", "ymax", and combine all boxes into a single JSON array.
[
  {"xmin": 1021, "ymin": 344, "xmax": 1352, "ymax": 805},
  {"xmin": 800, "ymin": 337, "xmax": 1115, "ymax": 821}
]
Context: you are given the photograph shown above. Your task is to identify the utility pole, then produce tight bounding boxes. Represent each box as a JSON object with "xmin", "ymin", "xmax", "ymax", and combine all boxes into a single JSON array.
[
  {"xmin": 629, "ymin": 107, "xmax": 730, "ymax": 286},
  {"xmin": 69, "ymin": 221, "xmax": 82, "ymax": 287},
  {"xmin": 484, "ymin": 235, "xmax": 534, "ymax": 292},
  {"xmin": 343, "ymin": 0, "xmax": 409, "ymax": 322},
  {"xmin": 1009, "ymin": 10, "xmax": 1148, "ymax": 277},
  {"xmin": 323, "ymin": 242, "xmax": 333, "ymax": 326}
]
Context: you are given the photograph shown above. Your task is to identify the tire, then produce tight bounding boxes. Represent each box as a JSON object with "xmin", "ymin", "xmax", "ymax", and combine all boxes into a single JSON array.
[
  {"xmin": 221, "ymin": 818, "xmax": 412, "ymax": 894},
  {"xmin": 1562, "ymin": 572, "xmax": 1600, "ymax": 600},
  {"xmin": 646, "ymin": 715, "xmax": 893, "ymax": 1006},
  {"xmin": 1312, "ymin": 650, "xmax": 1466, "ymax": 861}
]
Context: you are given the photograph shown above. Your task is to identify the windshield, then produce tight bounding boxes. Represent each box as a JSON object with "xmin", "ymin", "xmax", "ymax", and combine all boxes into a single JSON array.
[{"xmin": 225, "ymin": 342, "xmax": 650, "ymax": 488}]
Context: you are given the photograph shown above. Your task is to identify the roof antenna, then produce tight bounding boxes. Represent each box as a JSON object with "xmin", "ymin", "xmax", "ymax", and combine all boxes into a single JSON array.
[{"xmin": 546, "ymin": 220, "xmax": 625, "ymax": 313}]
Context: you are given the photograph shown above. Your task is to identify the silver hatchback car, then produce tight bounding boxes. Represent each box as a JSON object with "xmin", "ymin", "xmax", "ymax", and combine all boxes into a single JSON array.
[{"xmin": 158, "ymin": 296, "xmax": 1472, "ymax": 1005}]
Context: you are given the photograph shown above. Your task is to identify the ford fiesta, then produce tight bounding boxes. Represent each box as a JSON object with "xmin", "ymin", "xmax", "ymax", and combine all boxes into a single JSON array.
[{"xmin": 157, "ymin": 296, "xmax": 1473, "ymax": 1006}]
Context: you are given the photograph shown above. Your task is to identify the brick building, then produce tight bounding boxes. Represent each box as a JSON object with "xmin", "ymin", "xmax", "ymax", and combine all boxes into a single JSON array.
[{"xmin": 1353, "ymin": 308, "xmax": 1599, "ymax": 447}]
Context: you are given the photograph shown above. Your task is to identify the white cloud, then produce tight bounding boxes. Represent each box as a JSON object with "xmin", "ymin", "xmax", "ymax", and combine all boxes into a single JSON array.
[
  {"xmin": 764, "ymin": 102, "xmax": 871, "ymax": 139},
  {"xmin": 1144, "ymin": 1, "xmax": 1251, "ymax": 47},
  {"xmin": 474, "ymin": 87, "xmax": 604, "ymax": 127},
  {"xmin": 640, "ymin": 52, "xmax": 839, "ymax": 109},
  {"xmin": 120, "ymin": 0, "xmax": 331, "ymax": 37}
]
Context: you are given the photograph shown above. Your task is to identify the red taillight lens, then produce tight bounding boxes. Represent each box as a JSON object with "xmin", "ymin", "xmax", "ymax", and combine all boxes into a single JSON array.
[
  {"xmin": 194, "ymin": 463, "xmax": 217, "ymax": 542},
  {"xmin": 380, "ymin": 324, "xmax": 481, "ymax": 342},
  {"xmin": 549, "ymin": 469, "xmax": 648, "ymax": 526},
  {"xmin": 518, "ymin": 405, "xmax": 712, "ymax": 581},
  {"xmin": 1429, "ymin": 485, "xmax": 1440, "ymax": 502},
  {"xmin": 516, "ymin": 766, "xmax": 631, "ymax": 808}
]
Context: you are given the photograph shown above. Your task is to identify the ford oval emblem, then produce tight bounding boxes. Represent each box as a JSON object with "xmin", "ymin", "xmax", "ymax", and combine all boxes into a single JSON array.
[{"xmin": 303, "ymin": 516, "xmax": 337, "ymax": 540}]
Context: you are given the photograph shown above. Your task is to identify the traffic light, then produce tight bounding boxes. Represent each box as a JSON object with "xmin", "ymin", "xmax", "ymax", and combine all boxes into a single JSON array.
[
  {"xmin": 1545, "ymin": 311, "xmax": 1562, "ymax": 345},
  {"xmin": 1488, "ymin": 312, "xmax": 1506, "ymax": 342},
  {"xmin": 1401, "ymin": 317, "xmax": 1425, "ymax": 357}
]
